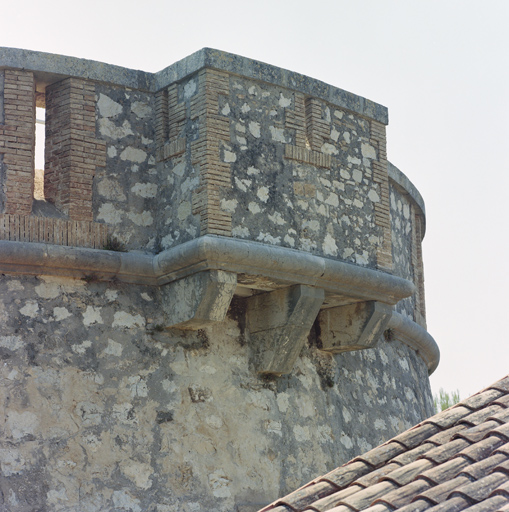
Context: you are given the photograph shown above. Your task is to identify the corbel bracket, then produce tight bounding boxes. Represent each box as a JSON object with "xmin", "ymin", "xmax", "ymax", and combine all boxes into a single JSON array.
[
  {"xmin": 247, "ymin": 285, "xmax": 324, "ymax": 375},
  {"xmin": 161, "ymin": 270, "xmax": 237, "ymax": 330},
  {"xmin": 318, "ymin": 301, "xmax": 392, "ymax": 353}
]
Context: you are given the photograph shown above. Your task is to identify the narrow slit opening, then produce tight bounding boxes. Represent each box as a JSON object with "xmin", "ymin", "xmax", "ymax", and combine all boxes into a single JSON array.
[{"xmin": 34, "ymin": 106, "xmax": 45, "ymax": 200}]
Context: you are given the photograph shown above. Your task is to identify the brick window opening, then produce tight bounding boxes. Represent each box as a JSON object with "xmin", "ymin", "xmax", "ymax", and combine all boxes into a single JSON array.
[{"xmin": 34, "ymin": 105, "xmax": 45, "ymax": 200}]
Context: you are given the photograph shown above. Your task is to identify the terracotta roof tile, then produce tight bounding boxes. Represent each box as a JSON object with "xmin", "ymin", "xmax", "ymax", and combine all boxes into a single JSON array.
[
  {"xmin": 382, "ymin": 459, "xmax": 435, "ymax": 486},
  {"xmin": 276, "ymin": 481, "xmax": 339, "ymax": 510},
  {"xmin": 493, "ymin": 479, "xmax": 509, "ymax": 495},
  {"xmin": 417, "ymin": 475, "xmax": 472, "ymax": 504},
  {"xmin": 319, "ymin": 461, "xmax": 372, "ymax": 487},
  {"xmin": 304, "ymin": 485, "xmax": 364, "ymax": 512},
  {"xmin": 495, "ymin": 442, "xmax": 509, "ymax": 457},
  {"xmin": 453, "ymin": 421, "xmax": 501, "ymax": 443},
  {"xmin": 390, "ymin": 443, "xmax": 436, "ymax": 466},
  {"xmin": 259, "ymin": 375, "xmax": 509, "ymax": 512},
  {"xmin": 459, "ymin": 406, "xmax": 506, "ymax": 427},
  {"xmin": 353, "ymin": 463, "xmax": 402, "ymax": 488},
  {"xmin": 396, "ymin": 499, "xmax": 434, "ymax": 512},
  {"xmin": 352, "ymin": 441, "xmax": 407, "ymax": 468},
  {"xmin": 420, "ymin": 439, "xmax": 471, "ymax": 465},
  {"xmin": 463, "ymin": 495, "xmax": 509, "ymax": 511},
  {"xmin": 494, "ymin": 460, "xmax": 509, "ymax": 476},
  {"xmin": 425, "ymin": 406, "xmax": 474, "ymax": 429},
  {"xmin": 488, "ymin": 409, "xmax": 509, "ymax": 425},
  {"xmin": 361, "ymin": 504, "xmax": 393, "ymax": 512},
  {"xmin": 488, "ymin": 377, "xmax": 509, "ymax": 393},
  {"xmin": 392, "ymin": 424, "xmax": 441, "ymax": 450},
  {"xmin": 456, "ymin": 436, "xmax": 505, "ymax": 462},
  {"xmin": 459, "ymin": 453, "xmax": 508, "ymax": 480},
  {"xmin": 490, "ymin": 423, "xmax": 509, "ymax": 442},
  {"xmin": 339, "ymin": 481, "xmax": 398, "ymax": 510},
  {"xmin": 325, "ymin": 505, "xmax": 354, "ymax": 512},
  {"xmin": 418, "ymin": 458, "xmax": 471, "ymax": 485},
  {"xmin": 461, "ymin": 390, "xmax": 504, "ymax": 411},
  {"xmin": 426, "ymin": 425, "xmax": 468, "ymax": 446},
  {"xmin": 374, "ymin": 479, "xmax": 431, "ymax": 508},
  {"xmin": 449, "ymin": 472, "xmax": 508, "ymax": 502},
  {"xmin": 425, "ymin": 496, "xmax": 472, "ymax": 512},
  {"xmin": 493, "ymin": 395, "xmax": 509, "ymax": 408}
]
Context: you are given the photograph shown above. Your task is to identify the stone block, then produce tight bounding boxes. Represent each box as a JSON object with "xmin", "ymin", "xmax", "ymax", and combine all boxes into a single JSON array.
[
  {"xmin": 318, "ymin": 301, "xmax": 392, "ymax": 353},
  {"xmin": 247, "ymin": 285, "xmax": 324, "ymax": 375},
  {"xmin": 161, "ymin": 270, "xmax": 237, "ymax": 330}
]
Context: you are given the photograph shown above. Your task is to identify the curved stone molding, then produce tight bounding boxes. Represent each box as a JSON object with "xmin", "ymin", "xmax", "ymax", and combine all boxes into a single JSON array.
[
  {"xmin": 0, "ymin": 235, "xmax": 414, "ymax": 302},
  {"xmin": 387, "ymin": 311, "xmax": 440, "ymax": 374}
]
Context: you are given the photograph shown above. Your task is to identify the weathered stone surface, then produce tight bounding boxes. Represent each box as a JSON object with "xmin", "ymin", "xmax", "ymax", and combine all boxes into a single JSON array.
[
  {"xmin": 318, "ymin": 301, "xmax": 393, "ymax": 353},
  {"xmin": 247, "ymin": 285, "xmax": 324, "ymax": 375},
  {"xmin": 161, "ymin": 270, "xmax": 237, "ymax": 329},
  {"xmin": 0, "ymin": 274, "xmax": 434, "ymax": 511}
]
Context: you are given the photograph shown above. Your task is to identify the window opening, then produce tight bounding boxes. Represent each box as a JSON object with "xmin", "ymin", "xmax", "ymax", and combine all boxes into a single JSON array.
[{"xmin": 34, "ymin": 106, "xmax": 45, "ymax": 200}]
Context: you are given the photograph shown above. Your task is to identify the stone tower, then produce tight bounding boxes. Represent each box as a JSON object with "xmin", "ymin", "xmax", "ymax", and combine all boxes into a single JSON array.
[{"xmin": 0, "ymin": 47, "xmax": 438, "ymax": 511}]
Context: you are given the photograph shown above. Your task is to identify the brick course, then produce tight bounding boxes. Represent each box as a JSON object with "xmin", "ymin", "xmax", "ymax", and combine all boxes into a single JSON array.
[
  {"xmin": 44, "ymin": 78, "xmax": 106, "ymax": 221},
  {"xmin": 190, "ymin": 69, "xmax": 232, "ymax": 236},
  {"xmin": 0, "ymin": 70, "xmax": 36, "ymax": 215},
  {"xmin": 371, "ymin": 120, "xmax": 393, "ymax": 272}
]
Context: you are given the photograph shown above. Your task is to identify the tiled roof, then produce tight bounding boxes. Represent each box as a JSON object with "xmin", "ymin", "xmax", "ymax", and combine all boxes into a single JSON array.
[{"xmin": 259, "ymin": 375, "xmax": 509, "ymax": 512}]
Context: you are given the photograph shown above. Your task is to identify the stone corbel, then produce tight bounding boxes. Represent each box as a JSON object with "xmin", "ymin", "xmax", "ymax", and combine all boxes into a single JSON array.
[
  {"xmin": 160, "ymin": 270, "xmax": 237, "ymax": 330},
  {"xmin": 247, "ymin": 285, "xmax": 325, "ymax": 375},
  {"xmin": 318, "ymin": 301, "xmax": 392, "ymax": 353}
]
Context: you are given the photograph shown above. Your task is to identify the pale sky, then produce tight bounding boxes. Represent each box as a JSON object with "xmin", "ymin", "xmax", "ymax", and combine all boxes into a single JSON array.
[{"xmin": 2, "ymin": 0, "xmax": 508, "ymax": 398}]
